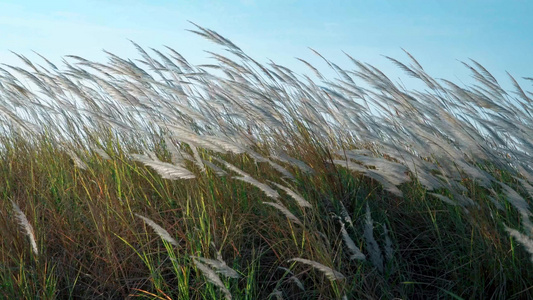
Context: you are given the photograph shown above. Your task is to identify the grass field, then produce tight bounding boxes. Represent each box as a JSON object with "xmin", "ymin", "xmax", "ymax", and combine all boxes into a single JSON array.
[{"xmin": 0, "ymin": 24, "xmax": 532, "ymax": 299}]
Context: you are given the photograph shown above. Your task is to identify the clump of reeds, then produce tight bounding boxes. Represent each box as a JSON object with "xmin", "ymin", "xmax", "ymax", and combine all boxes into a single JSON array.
[{"xmin": 0, "ymin": 22, "xmax": 531, "ymax": 299}]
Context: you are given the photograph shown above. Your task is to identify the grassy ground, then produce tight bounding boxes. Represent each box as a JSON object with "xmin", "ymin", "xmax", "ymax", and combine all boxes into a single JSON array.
[{"xmin": 0, "ymin": 24, "xmax": 532, "ymax": 299}]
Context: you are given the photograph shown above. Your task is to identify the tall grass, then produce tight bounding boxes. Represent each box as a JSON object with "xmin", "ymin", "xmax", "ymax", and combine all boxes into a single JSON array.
[{"xmin": 0, "ymin": 23, "xmax": 531, "ymax": 299}]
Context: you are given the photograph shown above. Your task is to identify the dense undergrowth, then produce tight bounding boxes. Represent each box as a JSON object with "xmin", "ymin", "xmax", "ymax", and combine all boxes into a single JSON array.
[{"xmin": 0, "ymin": 24, "xmax": 532, "ymax": 299}]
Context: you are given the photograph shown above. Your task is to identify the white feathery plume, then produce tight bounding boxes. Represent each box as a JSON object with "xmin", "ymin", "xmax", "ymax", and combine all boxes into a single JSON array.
[
  {"xmin": 163, "ymin": 123, "xmax": 230, "ymax": 154},
  {"xmin": 145, "ymin": 150, "xmax": 158, "ymax": 160},
  {"xmin": 173, "ymin": 133, "xmax": 225, "ymax": 154},
  {"xmin": 341, "ymin": 151, "xmax": 408, "ymax": 175},
  {"xmin": 193, "ymin": 259, "xmax": 233, "ymax": 300},
  {"xmin": 234, "ymin": 176, "xmax": 279, "ymax": 199},
  {"xmin": 499, "ymin": 182, "xmax": 531, "ymax": 217},
  {"xmin": 515, "ymin": 176, "xmax": 533, "ymax": 199},
  {"xmin": 287, "ymin": 258, "xmax": 345, "ymax": 281},
  {"xmin": 332, "ymin": 159, "xmax": 404, "ymax": 196},
  {"xmin": 516, "ymin": 165, "xmax": 533, "ymax": 184},
  {"xmin": 135, "ymin": 213, "xmax": 179, "ymax": 247},
  {"xmin": 208, "ymin": 135, "xmax": 247, "ymax": 154},
  {"xmin": 271, "ymin": 151, "xmax": 314, "ymax": 174},
  {"xmin": 202, "ymin": 159, "xmax": 227, "ymax": 176},
  {"xmin": 428, "ymin": 193, "xmax": 460, "ymax": 206},
  {"xmin": 521, "ymin": 214, "xmax": 533, "ymax": 237},
  {"xmin": 338, "ymin": 201, "xmax": 354, "ymax": 228},
  {"xmin": 132, "ymin": 154, "xmax": 195, "ymax": 180},
  {"xmin": 268, "ymin": 181, "xmax": 312, "ymax": 208},
  {"xmin": 487, "ymin": 195, "xmax": 505, "ymax": 211},
  {"xmin": 164, "ymin": 136, "xmax": 191, "ymax": 165},
  {"xmin": 331, "ymin": 159, "xmax": 366, "ymax": 173},
  {"xmin": 191, "ymin": 145, "xmax": 206, "ymax": 172},
  {"xmin": 362, "ymin": 170, "xmax": 404, "ymax": 197},
  {"xmin": 364, "ymin": 204, "xmax": 384, "ymax": 273},
  {"xmin": 504, "ymin": 225, "xmax": 533, "ymax": 263},
  {"xmin": 66, "ymin": 149, "xmax": 88, "ymax": 170},
  {"xmin": 211, "ymin": 157, "xmax": 249, "ymax": 177},
  {"xmin": 170, "ymin": 143, "xmax": 227, "ymax": 177},
  {"xmin": 339, "ymin": 221, "xmax": 365, "ymax": 261},
  {"xmin": 263, "ymin": 202, "xmax": 302, "ymax": 225},
  {"xmin": 92, "ymin": 147, "xmax": 111, "ymax": 160},
  {"xmin": 191, "ymin": 254, "xmax": 240, "ymax": 279},
  {"xmin": 266, "ymin": 160, "xmax": 295, "ymax": 180},
  {"xmin": 11, "ymin": 200, "xmax": 38, "ymax": 256},
  {"xmin": 383, "ymin": 224, "xmax": 394, "ymax": 262}
]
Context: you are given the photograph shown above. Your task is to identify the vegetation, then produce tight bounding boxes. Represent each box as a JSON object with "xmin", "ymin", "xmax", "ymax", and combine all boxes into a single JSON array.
[{"xmin": 0, "ymin": 23, "xmax": 532, "ymax": 299}]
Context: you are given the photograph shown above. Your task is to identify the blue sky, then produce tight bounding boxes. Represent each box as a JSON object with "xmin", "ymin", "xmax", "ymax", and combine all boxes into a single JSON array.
[{"xmin": 0, "ymin": 0, "xmax": 531, "ymax": 90}]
